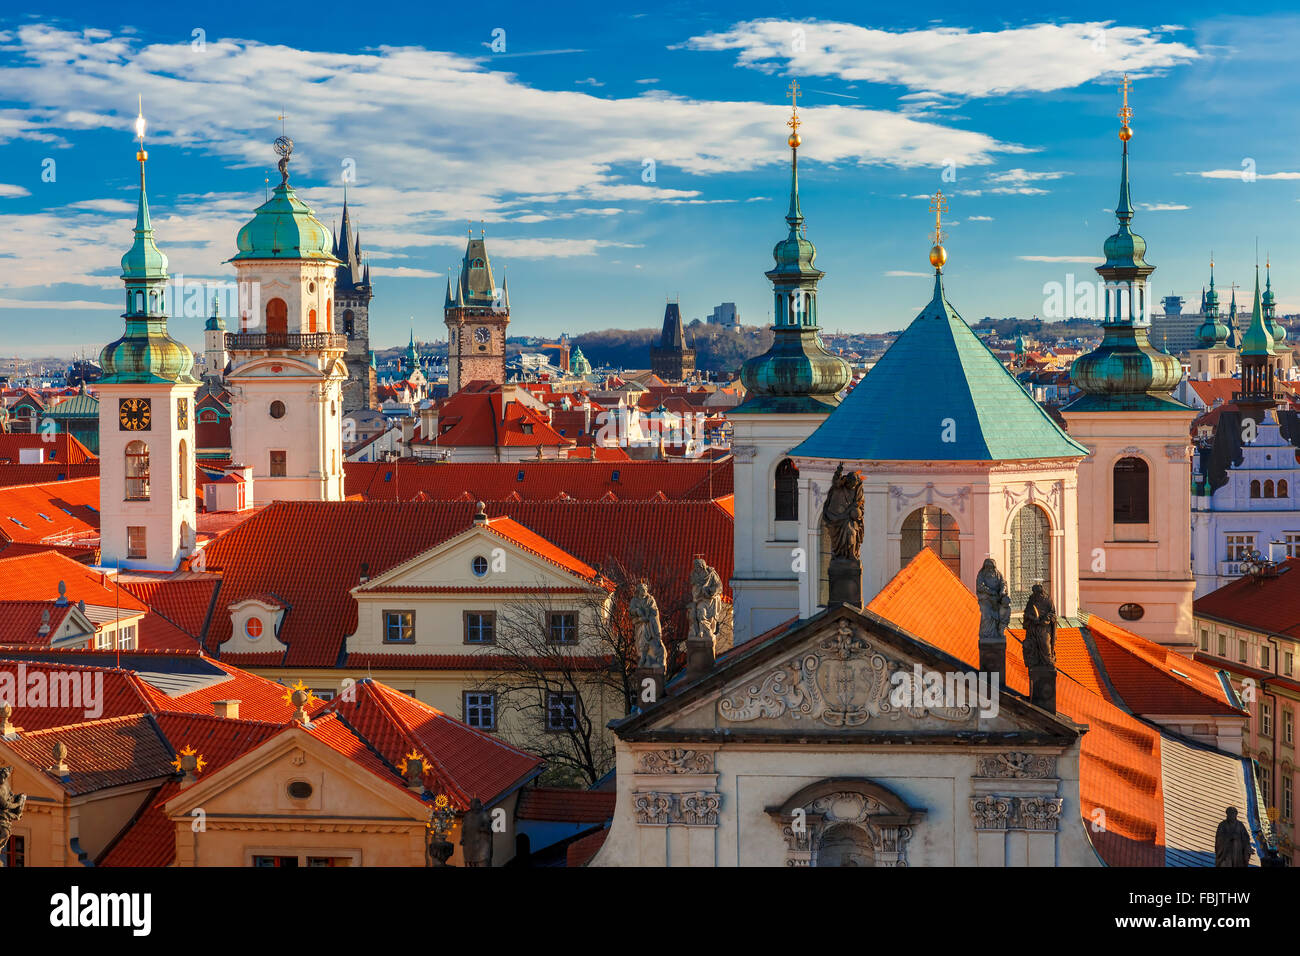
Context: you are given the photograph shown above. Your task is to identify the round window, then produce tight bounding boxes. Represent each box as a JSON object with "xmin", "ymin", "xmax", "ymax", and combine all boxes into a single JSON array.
[
  {"xmin": 1118, "ymin": 603, "xmax": 1145, "ymax": 621},
  {"xmin": 307, "ymin": 282, "xmax": 316, "ymax": 293},
  {"xmin": 245, "ymin": 617, "xmax": 264, "ymax": 639},
  {"xmin": 287, "ymin": 780, "xmax": 313, "ymax": 800},
  {"xmin": 471, "ymin": 555, "xmax": 489, "ymax": 577},
  {"xmin": 270, "ymin": 401, "xmax": 286, "ymax": 419}
]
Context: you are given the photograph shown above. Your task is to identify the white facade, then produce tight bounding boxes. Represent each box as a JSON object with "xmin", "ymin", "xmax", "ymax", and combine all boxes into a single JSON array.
[
  {"xmin": 729, "ymin": 411, "xmax": 829, "ymax": 643},
  {"xmin": 1193, "ymin": 407, "xmax": 1300, "ymax": 596},
  {"xmin": 227, "ymin": 258, "xmax": 347, "ymax": 502},
  {"xmin": 98, "ymin": 381, "xmax": 198, "ymax": 571},
  {"xmin": 1065, "ymin": 407, "xmax": 1197, "ymax": 649},
  {"xmin": 791, "ymin": 456, "xmax": 1082, "ymax": 623}
]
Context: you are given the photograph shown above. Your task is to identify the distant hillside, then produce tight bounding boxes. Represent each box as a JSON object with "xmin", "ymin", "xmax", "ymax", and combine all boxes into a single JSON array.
[{"xmin": 573, "ymin": 322, "xmax": 774, "ymax": 375}]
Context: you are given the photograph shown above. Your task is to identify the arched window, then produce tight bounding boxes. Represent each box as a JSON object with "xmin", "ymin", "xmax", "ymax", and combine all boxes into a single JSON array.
[
  {"xmin": 900, "ymin": 506, "xmax": 960, "ymax": 576},
  {"xmin": 178, "ymin": 440, "xmax": 189, "ymax": 500},
  {"xmin": 265, "ymin": 297, "xmax": 288, "ymax": 337},
  {"xmin": 1218, "ymin": 358, "xmax": 1226, "ymax": 375},
  {"xmin": 326, "ymin": 299, "xmax": 332, "ymax": 329},
  {"xmin": 308, "ymin": 308, "xmax": 318, "ymax": 334},
  {"xmin": 343, "ymin": 309, "xmax": 355, "ymax": 337},
  {"xmin": 125, "ymin": 440, "xmax": 150, "ymax": 500},
  {"xmin": 1264, "ymin": 480, "xmax": 1275, "ymax": 499},
  {"xmin": 1251, "ymin": 480, "xmax": 1262, "ymax": 498},
  {"xmin": 1279, "ymin": 480, "xmax": 1289, "ymax": 498},
  {"xmin": 774, "ymin": 458, "xmax": 799, "ymax": 522},
  {"xmin": 1113, "ymin": 457, "xmax": 1149, "ymax": 523},
  {"xmin": 1009, "ymin": 504, "xmax": 1051, "ymax": 611}
]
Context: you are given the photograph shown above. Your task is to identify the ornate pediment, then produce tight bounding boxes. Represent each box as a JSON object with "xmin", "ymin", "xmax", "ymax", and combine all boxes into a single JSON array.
[{"xmin": 716, "ymin": 620, "xmax": 976, "ymax": 729}]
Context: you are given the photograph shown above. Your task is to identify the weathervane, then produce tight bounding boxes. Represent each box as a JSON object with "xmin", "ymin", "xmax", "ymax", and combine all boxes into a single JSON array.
[
  {"xmin": 134, "ymin": 95, "xmax": 147, "ymax": 164},
  {"xmin": 1118, "ymin": 73, "xmax": 1133, "ymax": 142},
  {"xmin": 929, "ymin": 189, "xmax": 949, "ymax": 271},
  {"xmin": 274, "ymin": 111, "xmax": 293, "ymax": 185},
  {"xmin": 786, "ymin": 79, "xmax": 801, "ymax": 148}
]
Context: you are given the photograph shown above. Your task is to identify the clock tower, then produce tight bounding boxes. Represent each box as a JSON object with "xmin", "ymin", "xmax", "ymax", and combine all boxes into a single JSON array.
[
  {"xmin": 98, "ymin": 105, "xmax": 200, "ymax": 571},
  {"xmin": 225, "ymin": 136, "xmax": 347, "ymax": 502},
  {"xmin": 444, "ymin": 230, "xmax": 509, "ymax": 394}
]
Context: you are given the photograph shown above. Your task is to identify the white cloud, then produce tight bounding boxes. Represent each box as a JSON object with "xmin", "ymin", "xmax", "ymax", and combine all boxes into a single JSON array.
[
  {"xmin": 967, "ymin": 215, "xmax": 993, "ymax": 221},
  {"xmin": 635, "ymin": 78, "xmax": 660, "ymax": 84},
  {"xmin": 0, "ymin": 183, "xmax": 31, "ymax": 198},
  {"xmin": 986, "ymin": 168, "xmax": 1070, "ymax": 185},
  {"xmin": 1192, "ymin": 169, "xmax": 1300, "ymax": 180},
  {"xmin": 1137, "ymin": 202, "xmax": 1188, "ymax": 211},
  {"xmin": 367, "ymin": 266, "xmax": 440, "ymax": 278},
  {"xmin": 575, "ymin": 77, "xmax": 605, "ymax": 87},
  {"xmin": 67, "ymin": 197, "xmax": 134, "ymax": 212},
  {"xmin": 884, "ymin": 270, "xmax": 931, "ymax": 277},
  {"xmin": 680, "ymin": 20, "xmax": 1199, "ymax": 97}
]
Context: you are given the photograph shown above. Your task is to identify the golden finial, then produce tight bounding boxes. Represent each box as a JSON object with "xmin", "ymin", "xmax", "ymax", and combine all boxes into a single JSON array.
[
  {"xmin": 786, "ymin": 79, "xmax": 802, "ymax": 148},
  {"xmin": 134, "ymin": 95, "xmax": 147, "ymax": 163},
  {"xmin": 928, "ymin": 189, "xmax": 948, "ymax": 270},
  {"xmin": 1118, "ymin": 73, "xmax": 1133, "ymax": 142}
]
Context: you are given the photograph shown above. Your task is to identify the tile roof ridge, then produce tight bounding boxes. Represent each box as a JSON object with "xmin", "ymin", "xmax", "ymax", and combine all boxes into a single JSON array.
[
  {"xmin": 359, "ymin": 680, "xmax": 468, "ymax": 804},
  {"xmin": 17, "ymin": 711, "xmax": 155, "ymax": 736}
]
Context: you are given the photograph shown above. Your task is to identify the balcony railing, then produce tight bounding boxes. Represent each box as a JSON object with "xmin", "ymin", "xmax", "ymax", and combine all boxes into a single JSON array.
[{"xmin": 226, "ymin": 331, "xmax": 347, "ymax": 351}]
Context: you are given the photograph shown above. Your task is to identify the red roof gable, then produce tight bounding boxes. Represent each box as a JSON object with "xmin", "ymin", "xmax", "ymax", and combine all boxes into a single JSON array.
[
  {"xmin": 0, "ymin": 550, "xmax": 146, "ymax": 611},
  {"xmin": 421, "ymin": 390, "xmax": 572, "ymax": 448},
  {"xmin": 0, "ymin": 600, "xmax": 82, "ymax": 645},
  {"xmin": 0, "ymin": 433, "xmax": 95, "ymax": 464},
  {"xmin": 1194, "ymin": 559, "xmax": 1300, "ymax": 638},
  {"xmin": 516, "ymin": 787, "xmax": 616, "ymax": 823}
]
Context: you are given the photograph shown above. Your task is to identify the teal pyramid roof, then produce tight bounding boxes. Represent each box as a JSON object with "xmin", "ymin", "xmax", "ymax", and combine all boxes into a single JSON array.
[{"xmin": 792, "ymin": 272, "xmax": 1088, "ymax": 462}]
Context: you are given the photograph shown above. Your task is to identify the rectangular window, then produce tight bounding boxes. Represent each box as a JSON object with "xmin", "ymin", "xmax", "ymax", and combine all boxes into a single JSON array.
[
  {"xmin": 252, "ymin": 855, "xmax": 299, "ymax": 867},
  {"xmin": 1226, "ymin": 534, "xmax": 1256, "ymax": 562},
  {"xmin": 1261, "ymin": 645, "xmax": 1271, "ymax": 670},
  {"xmin": 464, "ymin": 611, "xmax": 496, "ymax": 645},
  {"xmin": 1286, "ymin": 534, "xmax": 1300, "ymax": 558},
  {"xmin": 464, "ymin": 692, "xmax": 496, "ymax": 731},
  {"xmin": 546, "ymin": 691, "xmax": 578, "ymax": 732},
  {"xmin": 269, "ymin": 450, "xmax": 287, "ymax": 477},
  {"xmin": 306, "ymin": 857, "xmax": 352, "ymax": 867},
  {"xmin": 127, "ymin": 526, "xmax": 147, "ymax": 560},
  {"xmin": 314, "ymin": 689, "xmax": 336, "ymax": 701},
  {"xmin": 383, "ymin": 611, "xmax": 415, "ymax": 644},
  {"xmin": 1262, "ymin": 700, "xmax": 1273, "ymax": 738},
  {"xmin": 549, "ymin": 611, "xmax": 578, "ymax": 645},
  {"xmin": 1285, "ymin": 651, "xmax": 1295, "ymax": 677},
  {"xmin": 1217, "ymin": 633, "xmax": 1227, "ymax": 657},
  {"xmin": 1239, "ymin": 639, "xmax": 1248, "ymax": 663},
  {"xmin": 1285, "ymin": 777, "xmax": 1294, "ymax": 822},
  {"xmin": 4, "ymin": 834, "xmax": 24, "ymax": 868},
  {"xmin": 119, "ymin": 624, "xmax": 137, "ymax": 650},
  {"xmin": 1200, "ymin": 628, "xmax": 1210, "ymax": 652},
  {"xmin": 1283, "ymin": 706, "xmax": 1294, "ymax": 745},
  {"xmin": 1260, "ymin": 765, "xmax": 1272, "ymax": 804}
]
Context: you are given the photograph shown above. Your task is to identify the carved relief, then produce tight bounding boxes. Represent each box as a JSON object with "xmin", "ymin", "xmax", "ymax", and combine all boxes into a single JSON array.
[
  {"xmin": 635, "ymin": 749, "xmax": 714, "ymax": 775},
  {"xmin": 777, "ymin": 790, "xmax": 916, "ymax": 867},
  {"xmin": 970, "ymin": 794, "xmax": 1064, "ymax": 832},
  {"xmin": 632, "ymin": 790, "xmax": 721, "ymax": 827},
  {"xmin": 731, "ymin": 444, "xmax": 758, "ymax": 463},
  {"xmin": 1002, "ymin": 480, "xmax": 1061, "ymax": 514},
  {"xmin": 975, "ymin": 751, "xmax": 1056, "ymax": 779},
  {"xmin": 889, "ymin": 482, "xmax": 972, "ymax": 515},
  {"xmin": 1165, "ymin": 443, "xmax": 1190, "ymax": 461},
  {"xmin": 717, "ymin": 620, "xmax": 971, "ymax": 727}
]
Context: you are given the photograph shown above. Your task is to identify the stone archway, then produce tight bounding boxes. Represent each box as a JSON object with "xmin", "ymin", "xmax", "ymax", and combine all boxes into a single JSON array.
[{"xmin": 766, "ymin": 777, "xmax": 926, "ymax": 867}]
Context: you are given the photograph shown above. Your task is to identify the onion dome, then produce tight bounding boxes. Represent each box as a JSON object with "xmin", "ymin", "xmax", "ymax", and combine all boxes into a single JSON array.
[
  {"xmin": 100, "ymin": 109, "xmax": 197, "ymax": 386},
  {"xmin": 735, "ymin": 89, "xmax": 850, "ymax": 414},
  {"xmin": 231, "ymin": 139, "xmax": 337, "ymax": 262},
  {"xmin": 1067, "ymin": 77, "xmax": 1185, "ymax": 412},
  {"xmin": 1196, "ymin": 262, "xmax": 1229, "ymax": 347}
]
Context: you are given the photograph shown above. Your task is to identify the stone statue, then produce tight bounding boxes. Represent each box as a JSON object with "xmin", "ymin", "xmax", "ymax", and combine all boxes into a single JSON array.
[
  {"xmin": 976, "ymin": 559, "xmax": 1011, "ymax": 644},
  {"xmin": 688, "ymin": 557, "xmax": 723, "ymax": 647},
  {"xmin": 630, "ymin": 582, "xmax": 665, "ymax": 671},
  {"xmin": 0, "ymin": 766, "xmax": 26, "ymax": 866},
  {"xmin": 1214, "ymin": 807, "xmax": 1252, "ymax": 867},
  {"xmin": 1022, "ymin": 584, "xmax": 1057, "ymax": 669},
  {"xmin": 460, "ymin": 797, "xmax": 493, "ymax": 868},
  {"xmin": 821, "ymin": 464, "xmax": 864, "ymax": 561}
]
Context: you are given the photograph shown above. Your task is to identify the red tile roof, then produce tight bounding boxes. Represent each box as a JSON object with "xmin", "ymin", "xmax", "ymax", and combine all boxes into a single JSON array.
[
  {"xmin": 0, "ymin": 600, "xmax": 82, "ymax": 644},
  {"xmin": 0, "ymin": 433, "xmax": 96, "ymax": 464},
  {"xmin": 419, "ymin": 390, "xmax": 572, "ymax": 448},
  {"xmin": 0, "ymin": 550, "xmax": 146, "ymax": 611},
  {"xmin": 122, "ymin": 578, "xmax": 220, "ymax": 639},
  {"xmin": 0, "ymin": 659, "xmax": 150, "ymax": 730},
  {"xmin": 6, "ymin": 713, "xmax": 173, "ymax": 796},
  {"xmin": 0, "ymin": 478, "xmax": 99, "ymax": 546},
  {"xmin": 0, "ymin": 462, "xmax": 99, "ymax": 488},
  {"xmin": 864, "ymin": 548, "xmax": 1231, "ymax": 867},
  {"xmin": 516, "ymin": 787, "xmax": 616, "ymax": 823},
  {"xmin": 344, "ymin": 458, "xmax": 732, "ymax": 502},
  {"xmin": 1194, "ymin": 559, "xmax": 1300, "ymax": 639},
  {"xmin": 565, "ymin": 827, "xmax": 608, "ymax": 867},
  {"xmin": 200, "ymin": 498, "xmax": 733, "ymax": 667},
  {"xmin": 325, "ymin": 679, "xmax": 542, "ymax": 808}
]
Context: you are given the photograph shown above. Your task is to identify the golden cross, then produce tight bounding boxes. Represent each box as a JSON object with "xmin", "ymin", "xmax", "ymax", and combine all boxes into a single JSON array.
[
  {"xmin": 1118, "ymin": 73, "xmax": 1133, "ymax": 127},
  {"xmin": 930, "ymin": 190, "xmax": 948, "ymax": 245},
  {"xmin": 787, "ymin": 79, "xmax": 801, "ymax": 132}
]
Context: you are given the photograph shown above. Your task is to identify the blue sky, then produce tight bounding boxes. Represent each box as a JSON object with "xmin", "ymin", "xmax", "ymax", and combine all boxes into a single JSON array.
[{"xmin": 1, "ymin": 3, "xmax": 1298, "ymax": 358}]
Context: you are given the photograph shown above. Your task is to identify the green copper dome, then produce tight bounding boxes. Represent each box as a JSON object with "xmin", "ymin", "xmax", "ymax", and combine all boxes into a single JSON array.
[
  {"xmin": 232, "ymin": 182, "xmax": 337, "ymax": 261},
  {"xmin": 1240, "ymin": 267, "xmax": 1275, "ymax": 357},
  {"xmin": 1263, "ymin": 264, "xmax": 1286, "ymax": 350}
]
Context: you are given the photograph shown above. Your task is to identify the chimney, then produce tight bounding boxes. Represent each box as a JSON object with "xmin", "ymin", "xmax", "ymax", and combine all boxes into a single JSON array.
[
  {"xmin": 213, "ymin": 700, "xmax": 240, "ymax": 720},
  {"xmin": 1270, "ymin": 540, "xmax": 1288, "ymax": 564},
  {"xmin": 359, "ymin": 561, "xmax": 370, "ymax": 584}
]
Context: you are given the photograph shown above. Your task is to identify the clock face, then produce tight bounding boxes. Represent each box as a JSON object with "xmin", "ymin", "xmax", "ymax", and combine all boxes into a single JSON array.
[
  {"xmin": 176, "ymin": 397, "xmax": 189, "ymax": 430},
  {"xmin": 473, "ymin": 327, "xmax": 491, "ymax": 345},
  {"xmin": 119, "ymin": 397, "xmax": 152, "ymax": 431}
]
